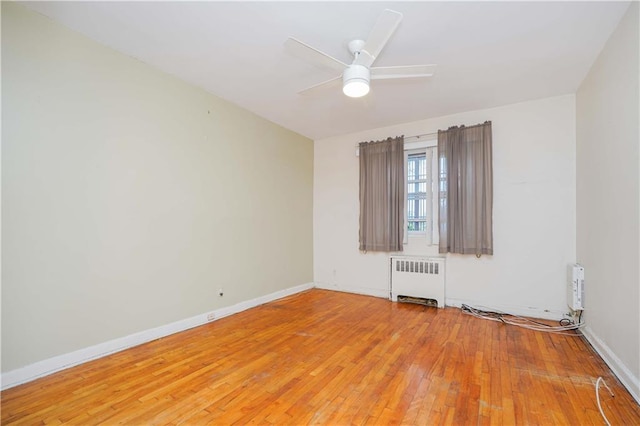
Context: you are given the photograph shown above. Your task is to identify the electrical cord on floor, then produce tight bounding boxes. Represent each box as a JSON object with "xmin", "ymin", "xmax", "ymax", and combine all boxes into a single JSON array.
[
  {"xmin": 596, "ymin": 376, "xmax": 614, "ymax": 426},
  {"xmin": 460, "ymin": 304, "xmax": 584, "ymax": 336},
  {"xmin": 559, "ymin": 310, "xmax": 582, "ymax": 326},
  {"xmin": 462, "ymin": 305, "xmax": 623, "ymax": 423},
  {"xmin": 559, "ymin": 318, "xmax": 572, "ymax": 327}
]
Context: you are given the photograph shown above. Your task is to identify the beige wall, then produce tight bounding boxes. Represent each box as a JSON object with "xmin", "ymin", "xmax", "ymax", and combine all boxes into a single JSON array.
[
  {"xmin": 576, "ymin": 2, "xmax": 639, "ymax": 400},
  {"xmin": 314, "ymin": 95, "xmax": 577, "ymax": 319},
  {"xmin": 2, "ymin": 3, "xmax": 313, "ymax": 372}
]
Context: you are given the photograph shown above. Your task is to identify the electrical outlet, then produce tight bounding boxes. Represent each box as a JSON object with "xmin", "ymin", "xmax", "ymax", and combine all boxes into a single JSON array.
[{"xmin": 207, "ymin": 313, "xmax": 215, "ymax": 321}]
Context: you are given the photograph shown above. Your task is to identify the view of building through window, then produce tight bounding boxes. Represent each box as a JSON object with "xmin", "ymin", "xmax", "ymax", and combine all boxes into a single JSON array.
[{"xmin": 407, "ymin": 152, "xmax": 427, "ymax": 232}]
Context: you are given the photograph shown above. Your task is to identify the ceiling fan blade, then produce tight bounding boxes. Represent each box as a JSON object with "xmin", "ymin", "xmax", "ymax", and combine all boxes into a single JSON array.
[
  {"xmin": 354, "ymin": 9, "xmax": 403, "ymax": 67},
  {"xmin": 298, "ymin": 75, "xmax": 342, "ymax": 95},
  {"xmin": 371, "ymin": 64, "xmax": 437, "ymax": 80},
  {"xmin": 285, "ymin": 37, "xmax": 348, "ymax": 73}
]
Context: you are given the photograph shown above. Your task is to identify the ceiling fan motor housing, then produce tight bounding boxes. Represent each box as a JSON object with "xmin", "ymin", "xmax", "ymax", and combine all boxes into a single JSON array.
[{"xmin": 343, "ymin": 65, "xmax": 371, "ymax": 97}]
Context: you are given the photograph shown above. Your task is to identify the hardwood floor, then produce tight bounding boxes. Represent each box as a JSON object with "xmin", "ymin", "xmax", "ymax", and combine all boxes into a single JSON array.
[{"xmin": 2, "ymin": 289, "xmax": 640, "ymax": 425}]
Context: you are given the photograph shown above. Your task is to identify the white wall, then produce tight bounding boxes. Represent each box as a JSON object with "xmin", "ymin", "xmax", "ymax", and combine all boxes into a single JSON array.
[
  {"xmin": 315, "ymin": 95, "xmax": 576, "ymax": 318},
  {"xmin": 2, "ymin": 3, "xmax": 313, "ymax": 374},
  {"xmin": 576, "ymin": 2, "xmax": 639, "ymax": 401}
]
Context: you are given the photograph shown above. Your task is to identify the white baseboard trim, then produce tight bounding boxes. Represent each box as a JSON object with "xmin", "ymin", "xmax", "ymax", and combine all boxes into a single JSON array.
[
  {"xmin": 581, "ymin": 326, "xmax": 640, "ymax": 405},
  {"xmin": 314, "ymin": 282, "xmax": 389, "ymax": 299},
  {"xmin": 1, "ymin": 282, "xmax": 314, "ymax": 391},
  {"xmin": 445, "ymin": 297, "xmax": 565, "ymax": 321}
]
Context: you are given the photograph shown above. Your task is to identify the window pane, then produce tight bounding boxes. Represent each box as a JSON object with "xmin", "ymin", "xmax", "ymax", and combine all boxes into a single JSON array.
[
  {"xmin": 408, "ymin": 221, "xmax": 427, "ymax": 232},
  {"xmin": 408, "ymin": 153, "xmax": 426, "ymax": 182},
  {"xmin": 419, "ymin": 198, "xmax": 426, "ymax": 218}
]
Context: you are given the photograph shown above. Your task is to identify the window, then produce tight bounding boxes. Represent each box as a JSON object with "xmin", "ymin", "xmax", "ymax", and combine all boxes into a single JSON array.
[
  {"xmin": 407, "ymin": 152, "xmax": 427, "ymax": 232},
  {"xmin": 404, "ymin": 143, "xmax": 438, "ymax": 245}
]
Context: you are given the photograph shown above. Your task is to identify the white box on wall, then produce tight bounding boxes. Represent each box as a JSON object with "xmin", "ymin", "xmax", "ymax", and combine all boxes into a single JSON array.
[{"xmin": 567, "ymin": 264, "xmax": 584, "ymax": 311}]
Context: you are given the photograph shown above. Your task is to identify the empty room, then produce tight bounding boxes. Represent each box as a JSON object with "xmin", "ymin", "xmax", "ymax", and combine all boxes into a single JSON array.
[{"xmin": 2, "ymin": 1, "xmax": 639, "ymax": 424}]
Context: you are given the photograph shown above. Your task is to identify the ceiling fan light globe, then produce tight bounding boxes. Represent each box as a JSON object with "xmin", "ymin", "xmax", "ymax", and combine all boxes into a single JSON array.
[
  {"xmin": 343, "ymin": 80, "xmax": 370, "ymax": 98},
  {"xmin": 343, "ymin": 64, "xmax": 371, "ymax": 98}
]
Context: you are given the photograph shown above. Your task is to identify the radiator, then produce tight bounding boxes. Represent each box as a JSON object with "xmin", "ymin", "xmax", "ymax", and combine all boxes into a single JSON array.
[{"xmin": 390, "ymin": 256, "xmax": 445, "ymax": 308}]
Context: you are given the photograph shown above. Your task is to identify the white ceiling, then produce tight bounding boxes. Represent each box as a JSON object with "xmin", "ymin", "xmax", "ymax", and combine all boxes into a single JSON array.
[{"xmin": 23, "ymin": 1, "xmax": 630, "ymax": 140}]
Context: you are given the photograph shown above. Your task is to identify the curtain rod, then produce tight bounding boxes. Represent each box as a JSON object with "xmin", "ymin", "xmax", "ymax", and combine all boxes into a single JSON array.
[
  {"xmin": 356, "ymin": 121, "xmax": 490, "ymax": 148},
  {"xmin": 404, "ymin": 131, "xmax": 438, "ymax": 141},
  {"xmin": 355, "ymin": 131, "xmax": 437, "ymax": 149}
]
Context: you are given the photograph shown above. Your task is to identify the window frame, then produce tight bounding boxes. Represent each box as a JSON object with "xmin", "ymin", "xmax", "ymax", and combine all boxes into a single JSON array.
[{"xmin": 403, "ymin": 139, "xmax": 439, "ymax": 246}]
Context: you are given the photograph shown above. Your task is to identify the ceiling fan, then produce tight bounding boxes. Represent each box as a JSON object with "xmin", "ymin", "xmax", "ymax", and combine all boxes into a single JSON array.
[{"xmin": 285, "ymin": 9, "xmax": 436, "ymax": 98}]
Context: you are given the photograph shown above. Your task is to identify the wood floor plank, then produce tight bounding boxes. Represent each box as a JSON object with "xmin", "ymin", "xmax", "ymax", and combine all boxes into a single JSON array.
[{"xmin": 2, "ymin": 289, "xmax": 640, "ymax": 425}]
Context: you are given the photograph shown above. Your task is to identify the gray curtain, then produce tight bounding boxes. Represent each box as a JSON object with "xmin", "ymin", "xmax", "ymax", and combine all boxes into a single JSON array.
[
  {"xmin": 359, "ymin": 136, "xmax": 405, "ymax": 252},
  {"xmin": 438, "ymin": 121, "xmax": 493, "ymax": 256}
]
